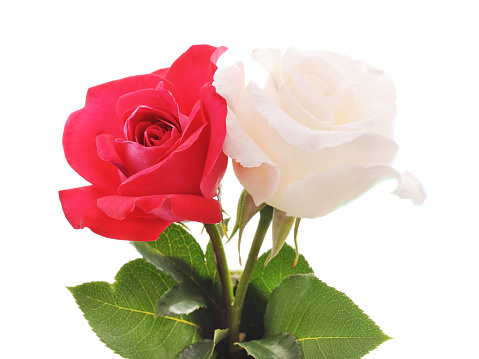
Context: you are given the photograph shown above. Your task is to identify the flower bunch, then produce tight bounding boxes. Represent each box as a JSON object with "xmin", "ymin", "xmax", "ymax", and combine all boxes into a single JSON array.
[{"xmin": 61, "ymin": 45, "xmax": 425, "ymax": 359}]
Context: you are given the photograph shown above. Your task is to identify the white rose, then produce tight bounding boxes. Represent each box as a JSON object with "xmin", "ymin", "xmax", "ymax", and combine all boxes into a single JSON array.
[{"xmin": 215, "ymin": 47, "xmax": 425, "ymax": 218}]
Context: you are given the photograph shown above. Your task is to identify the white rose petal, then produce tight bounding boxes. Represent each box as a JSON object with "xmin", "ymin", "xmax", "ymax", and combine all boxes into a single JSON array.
[
  {"xmin": 213, "ymin": 63, "xmax": 245, "ymax": 112},
  {"xmin": 283, "ymin": 165, "xmax": 402, "ymax": 218},
  {"xmin": 393, "ymin": 171, "xmax": 427, "ymax": 205}
]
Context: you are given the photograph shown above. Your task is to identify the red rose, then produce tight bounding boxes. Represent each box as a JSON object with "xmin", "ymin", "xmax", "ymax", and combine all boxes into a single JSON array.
[{"xmin": 59, "ymin": 45, "xmax": 228, "ymax": 241}]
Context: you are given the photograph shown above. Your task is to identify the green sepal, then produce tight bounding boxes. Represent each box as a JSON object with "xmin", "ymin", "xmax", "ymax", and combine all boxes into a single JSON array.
[
  {"xmin": 292, "ymin": 218, "xmax": 301, "ymax": 268},
  {"xmin": 217, "ymin": 218, "xmax": 230, "ymax": 239},
  {"xmin": 230, "ymin": 190, "xmax": 266, "ymax": 264},
  {"xmin": 265, "ymin": 208, "xmax": 296, "ymax": 265}
]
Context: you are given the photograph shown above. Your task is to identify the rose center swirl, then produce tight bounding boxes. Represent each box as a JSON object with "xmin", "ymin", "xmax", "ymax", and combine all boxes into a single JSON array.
[{"xmin": 124, "ymin": 105, "xmax": 181, "ymax": 147}]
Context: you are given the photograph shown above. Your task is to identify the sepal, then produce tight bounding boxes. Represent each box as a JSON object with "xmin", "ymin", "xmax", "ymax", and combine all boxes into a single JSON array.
[
  {"xmin": 265, "ymin": 208, "xmax": 296, "ymax": 265},
  {"xmin": 231, "ymin": 189, "xmax": 266, "ymax": 264}
]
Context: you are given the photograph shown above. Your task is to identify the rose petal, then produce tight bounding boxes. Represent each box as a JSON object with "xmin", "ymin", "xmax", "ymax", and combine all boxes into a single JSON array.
[
  {"xmin": 165, "ymin": 45, "xmax": 227, "ymax": 115},
  {"xmin": 116, "ymin": 137, "xmax": 180, "ymax": 175},
  {"xmin": 59, "ymin": 186, "xmax": 170, "ymax": 241},
  {"xmin": 315, "ymin": 51, "xmax": 396, "ymax": 137},
  {"xmin": 96, "ymin": 134, "xmax": 130, "ymax": 178},
  {"xmin": 234, "ymin": 82, "xmax": 400, "ymax": 207},
  {"xmin": 123, "ymin": 105, "xmax": 180, "ymax": 144},
  {"xmin": 177, "ymin": 101, "xmax": 207, "ymax": 144},
  {"xmin": 251, "ymin": 48, "xmax": 284, "ymax": 89},
  {"xmin": 282, "ymin": 165, "xmax": 402, "ymax": 218},
  {"xmin": 223, "ymin": 110, "xmax": 280, "ymax": 204},
  {"xmin": 288, "ymin": 67, "xmax": 355, "ymax": 126},
  {"xmin": 152, "ymin": 68, "xmax": 169, "ymax": 77},
  {"xmin": 118, "ymin": 123, "xmax": 209, "ymax": 197},
  {"xmin": 199, "ymin": 85, "xmax": 228, "ymax": 199},
  {"xmin": 213, "ymin": 62, "xmax": 245, "ymax": 112},
  {"xmin": 233, "ymin": 160, "xmax": 280, "ymax": 206},
  {"xmin": 393, "ymin": 171, "xmax": 427, "ymax": 205},
  {"xmin": 136, "ymin": 194, "xmax": 222, "ymax": 223},
  {"xmin": 97, "ymin": 195, "xmax": 138, "ymax": 220},
  {"xmin": 63, "ymin": 74, "xmax": 163, "ymax": 191},
  {"xmin": 116, "ymin": 87, "xmax": 180, "ymax": 126},
  {"xmin": 246, "ymin": 82, "xmax": 370, "ymax": 152}
]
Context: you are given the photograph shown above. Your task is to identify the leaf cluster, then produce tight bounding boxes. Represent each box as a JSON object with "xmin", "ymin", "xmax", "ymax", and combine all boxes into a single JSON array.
[{"xmin": 69, "ymin": 224, "xmax": 389, "ymax": 358}]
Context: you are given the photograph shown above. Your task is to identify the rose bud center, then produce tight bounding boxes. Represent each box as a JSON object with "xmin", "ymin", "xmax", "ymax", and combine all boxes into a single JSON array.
[{"xmin": 125, "ymin": 105, "xmax": 181, "ymax": 147}]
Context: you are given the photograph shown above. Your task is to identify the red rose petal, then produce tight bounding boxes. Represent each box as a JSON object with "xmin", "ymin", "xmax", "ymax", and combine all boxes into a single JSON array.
[
  {"xmin": 59, "ymin": 186, "xmax": 170, "ymax": 241},
  {"xmin": 96, "ymin": 134, "xmax": 131, "ymax": 178},
  {"xmin": 124, "ymin": 106, "xmax": 180, "ymax": 144},
  {"xmin": 199, "ymin": 85, "xmax": 228, "ymax": 198},
  {"xmin": 136, "ymin": 194, "xmax": 222, "ymax": 223},
  {"xmin": 63, "ymin": 74, "xmax": 163, "ymax": 192},
  {"xmin": 97, "ymin": 195, "xmax": 138, "ymax": 220},
  {"xmin": 118, "ymin": 122, "xmax": 209, "ymax": 197},
  {"xmin": 165, "ymin": 45, "xmax": 227, "ymax": 115},
  {"xmin": 116, "ymin": 86, "xmax": 180, "ymax": 125},
  {"xmin": 153, "ymin": 68, "xmax": 169, "ymax": 77},
  {"xmin": 115, "ymin": 138, "xmax": 180, "ymax": 175}
]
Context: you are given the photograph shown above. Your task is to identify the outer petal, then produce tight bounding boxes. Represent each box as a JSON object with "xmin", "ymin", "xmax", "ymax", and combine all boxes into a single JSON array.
[
  {"xmin": 97, "ymin": 195, "xmax": 138, "ymax": 220},
  {"xmin": 199, "ymin": 84, "xmax": 228, "ymax": 199},
  {"xmin": 213, "ymin": 62, "xmax": 245, "ymax": 112},
  {"xmin": 165, "ymin": 45, "xmax": 227, "ymax": 115},
  {"xmin": 97, "ymin": 194, "xmax": 222, "ymax": 224},
  {"xmin": 63, "ymin": 74, "xmax": 163, "ymax": 192},
  {"xmin": 282, "ymin": 165, "xmax": 402, "ymax": 218},
  {"xmin": 59, "ymin": 186, "xmax": 170, "ymax": 241},
  {"xmin": 251, "ymin": 48, "xmax": 284, "ymax": 89},
  {"xmin": 393, "ymin": 171, "xmax": 427, "ymax": 205},
  {"xmin": 224, "ymin": 110, "xmax": 280, "ymax": 205},
  {"xmin": 136, "ymin": 194, "xmax": 222, "ymax": 223},
  {"xmin": 152, "ymin": 68, "xmax": 169, "ymax": 77},
  {"xmin": 232, "ymin": 160, "xmax": 280, "ymax": 206}
]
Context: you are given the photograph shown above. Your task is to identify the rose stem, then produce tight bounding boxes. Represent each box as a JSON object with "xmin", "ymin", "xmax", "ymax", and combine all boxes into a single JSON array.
[
  {"xmin": 228, "ymin": 206, "xmax": 273, "ymax": 356},
  {"xmin": 204, "ymin": 223, "xmax": 234, "ymax": 330}
]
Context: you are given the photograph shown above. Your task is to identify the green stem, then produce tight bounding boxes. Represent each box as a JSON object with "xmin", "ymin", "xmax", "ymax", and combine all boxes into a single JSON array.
[
  {"xmin": 228, "ymin": 206, "xmax": 273, "ymax": 355},
  {"xmin": 204, "ymin": 223, "xmax": 234, "ymax": 329}
]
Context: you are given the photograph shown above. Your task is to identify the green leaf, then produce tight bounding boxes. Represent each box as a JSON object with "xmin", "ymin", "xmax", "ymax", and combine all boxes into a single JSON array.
[
  {"xmin": 237, "ymin": 333, "xmax": 302, "ymax": 359},
  {"xmin": 264, "ymin": 274, "xmax": 390, "ymax": 359},
  {"xmin": 131, "ymin": 224, "xmax": 209, "ymax": 282},
  {"xmin": 68, "ymin": 258, "xmax": 201, "ymax": 359},
  {"xmin": 131, "ymin": 224, "xmax": 222, "ymax": 313},
  {"xmin": 242, "ymin": 244, "xmax": 313, "ymax": 339},
  {"xmin": 156, "ymin": 279, "xmax": 208, "ymax": 316},
  {"xmin": 178, "ymin": 328, "xmax": 229, "ymax": 359}
]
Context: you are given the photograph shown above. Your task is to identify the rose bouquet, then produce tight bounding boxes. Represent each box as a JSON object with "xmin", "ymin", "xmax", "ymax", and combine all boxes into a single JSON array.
[{"xmin": 60, "ymin": 44, "xmax": 425, "ymax": 359}]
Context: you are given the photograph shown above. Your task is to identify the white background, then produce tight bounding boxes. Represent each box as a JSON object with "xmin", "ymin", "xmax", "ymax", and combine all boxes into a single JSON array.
[{"xmin": 1, "ymin": 0, "xmax": 478, "ymax": 358}]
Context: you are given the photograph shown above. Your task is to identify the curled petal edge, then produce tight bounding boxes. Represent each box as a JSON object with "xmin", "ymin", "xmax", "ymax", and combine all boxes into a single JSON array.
[
  {"xmin": 97, "ymin": 194, "xmax": 222, "ymax": 224},
  {"xmin": 59, "ymin": 186, "xmax": 170, "ymax": 242},
  {"xmin": 282, "ymin": 165, "xmax": 426, "ymax": 218}
]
